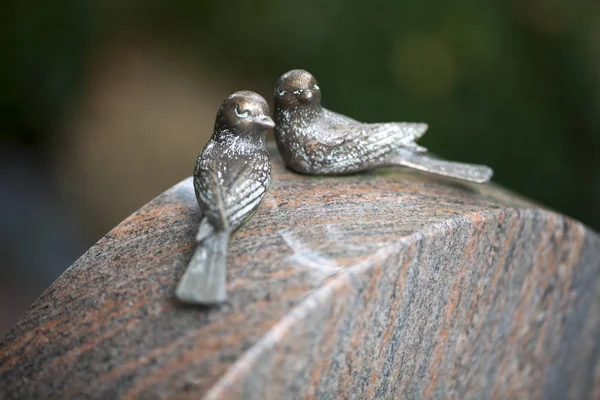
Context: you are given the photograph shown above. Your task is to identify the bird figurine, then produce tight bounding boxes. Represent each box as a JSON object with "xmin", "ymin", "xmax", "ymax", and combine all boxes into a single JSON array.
[
  {"xmin": 176, "ymin": 91, "xmax": 274, "ymax": 305},
  {"xmin": 273, "ymin": 69, "xmax": 493, "ymax": 183}
]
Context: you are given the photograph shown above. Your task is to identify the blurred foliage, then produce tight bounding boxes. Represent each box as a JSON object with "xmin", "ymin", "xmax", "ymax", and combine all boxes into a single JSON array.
[{"xmin": 2, "ymin": 0, "xmax": 600, "ymax": 229}]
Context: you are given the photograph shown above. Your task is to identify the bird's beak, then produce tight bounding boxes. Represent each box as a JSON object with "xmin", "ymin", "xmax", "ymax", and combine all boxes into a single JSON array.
[{"xmin": 252, "ymin": 115, "xmax": 275, "ymax": 129}]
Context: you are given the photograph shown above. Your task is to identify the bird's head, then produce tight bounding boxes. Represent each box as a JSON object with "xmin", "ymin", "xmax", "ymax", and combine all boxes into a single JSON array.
[
  {"xmin": 214, "ymin": 91, "xmax": 275, "ymax": 137},
  {"xmin": 274, "ymin": 69, "xmax": 322, "ymax": 109}
]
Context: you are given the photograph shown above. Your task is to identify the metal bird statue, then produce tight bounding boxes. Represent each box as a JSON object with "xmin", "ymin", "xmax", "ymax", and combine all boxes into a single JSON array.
[
  {"xmin": 273, "ymin": 69, "xmax": 493, "ymax": 183},
  {"xmin": 176, "ymin": 91, "xmax": 274, "ymax": 305}
]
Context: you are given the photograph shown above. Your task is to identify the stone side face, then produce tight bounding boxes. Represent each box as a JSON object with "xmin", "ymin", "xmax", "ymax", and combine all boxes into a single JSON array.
[{"xmin": 207, "ymin": 209, "xmax": 600, "ymax": 400}]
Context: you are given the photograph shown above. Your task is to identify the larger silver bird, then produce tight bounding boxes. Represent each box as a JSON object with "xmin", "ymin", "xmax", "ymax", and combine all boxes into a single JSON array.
[
  {"xmin": 273, "ymin": 69, "xmax": 493, "ymax": 183},
  {"xmin": 176, "ymin": 91, "xmax": 274, "ymax": 305}
]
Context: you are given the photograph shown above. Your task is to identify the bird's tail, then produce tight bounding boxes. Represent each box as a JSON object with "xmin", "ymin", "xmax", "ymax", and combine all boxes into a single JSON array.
[
  {"xmin": 175, "ymin": 231, "xmax": 230, "ymax": 305},
  {"xmin": 387, "ymin": 148, "xmax": 493, "ymax": 183}
]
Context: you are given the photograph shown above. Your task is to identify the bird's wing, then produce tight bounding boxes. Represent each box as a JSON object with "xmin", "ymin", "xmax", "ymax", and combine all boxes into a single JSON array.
[
  {"xmin": 196, "ymin": 154, "xmax": 270, "ymax": 230},
  {"xmin": 320, "ymin": 108, "xmax": 428, "ymax": 147},
  {"xmin": 318, "ymin": 120, "xmax": 428, "ymax": 150},
  {"xmin": 309, "ymin": 122, "xmax": 429, "ymax": 170},
  {"xmin": 222, "ymin": 160, "xmax": 270, "ymax": 228}
]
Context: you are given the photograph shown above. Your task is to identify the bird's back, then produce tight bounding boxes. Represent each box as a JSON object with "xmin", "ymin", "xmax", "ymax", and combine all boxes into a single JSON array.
[{"xmin": 195, "ymin": 137, "xmax": 270, "ymax": 231}]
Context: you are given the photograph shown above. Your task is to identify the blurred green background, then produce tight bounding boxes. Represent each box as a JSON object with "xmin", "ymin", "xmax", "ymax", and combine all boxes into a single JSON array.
[{"xmin": 1, "ymin": 0, "xmax": 599, "ymax": 334}]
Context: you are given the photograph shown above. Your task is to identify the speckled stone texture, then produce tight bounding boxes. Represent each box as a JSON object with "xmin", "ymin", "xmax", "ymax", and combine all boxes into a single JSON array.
[{"xmin": 1, "ymin": 147, "xmax": 599, "ymax": 400}]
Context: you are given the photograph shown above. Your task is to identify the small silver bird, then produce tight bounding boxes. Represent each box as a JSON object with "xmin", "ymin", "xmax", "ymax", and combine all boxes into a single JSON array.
[
  {"xmin": 273, "ymin": 69, "xmax": 493, "ymax": 183},
  {"xmin": 176, "ymin": 91, "xmax": 274, "ymax": 305}
]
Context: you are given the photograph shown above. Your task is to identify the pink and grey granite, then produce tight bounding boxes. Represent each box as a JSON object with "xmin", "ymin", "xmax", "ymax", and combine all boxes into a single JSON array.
[{"xmin": 1, "ymin": 147, "xmax": 599, "ymax": 399}]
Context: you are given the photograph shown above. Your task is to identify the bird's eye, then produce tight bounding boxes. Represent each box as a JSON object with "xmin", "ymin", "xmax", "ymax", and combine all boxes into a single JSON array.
[
  {"xmin": 277, "ymin": 89, "xmax": 286, "ymax": 96},
  {"xmin": 235, "ymin": 106, "xmax": 249, "ymax": 118}
]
